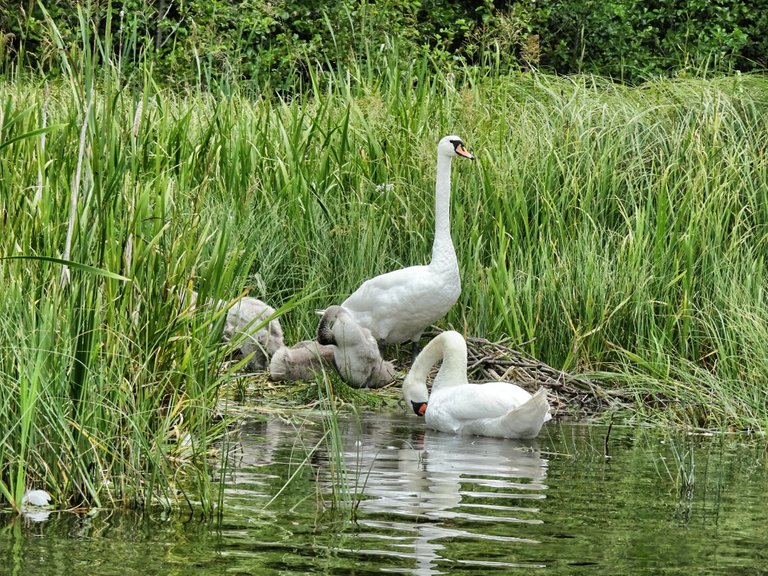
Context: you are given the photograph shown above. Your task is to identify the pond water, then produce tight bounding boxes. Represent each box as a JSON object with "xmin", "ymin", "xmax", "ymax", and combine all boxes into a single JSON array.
[{"xmin": 2, "ymin": 411, "xmax": 768, "ymax": 575}]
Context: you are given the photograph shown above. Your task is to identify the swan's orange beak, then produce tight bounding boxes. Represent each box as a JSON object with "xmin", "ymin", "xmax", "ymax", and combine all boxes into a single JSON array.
[
  {"xmin": 456, "ymin": 144, "xmax": 474, "ymax": 160},
  {"xmin": 411, "ymin": 401, "xmax": 428, "ymax": 416}
]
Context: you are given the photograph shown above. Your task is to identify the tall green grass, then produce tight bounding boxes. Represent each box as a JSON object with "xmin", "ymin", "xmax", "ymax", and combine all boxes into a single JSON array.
[
  {"xmin": 0, "ymin": 11, "xmax": 296, "ymax": 513},
  {"xmin": 457, "ymin": 73, "xmax": 768, "ymax": 429},
  {"xmin": 2, "ymin": 15, "xmax": 768, "ymax": 512}
]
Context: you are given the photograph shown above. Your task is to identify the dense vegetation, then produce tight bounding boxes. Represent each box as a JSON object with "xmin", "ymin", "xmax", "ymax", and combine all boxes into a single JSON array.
[
  {"xmin": 2, "ymin": 5, "xmax": 768, "ymax": 513},
  {"xmin": 2, "ymin": 0, "xmax": 767, "ymax": 89}
]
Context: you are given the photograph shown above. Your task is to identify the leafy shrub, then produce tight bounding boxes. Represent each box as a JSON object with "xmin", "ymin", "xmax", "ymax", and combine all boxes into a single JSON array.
[
  {"xmin": 528, "ymin": 0, "xmax": 759, "ymax": 79},
  {"xmin": 1, "ymin": 0, "xmax": 767, "ymax": 89}
]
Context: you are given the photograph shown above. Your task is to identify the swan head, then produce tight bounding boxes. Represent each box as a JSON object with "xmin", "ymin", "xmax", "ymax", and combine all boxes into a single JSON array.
[
  {"xmin": 402, "ymin": 372, "xmax": 429, "ymax": 417},
  {"xmin": 438, "ymin": 135, "xmax": 474, "ymax": 160},
  {"xmin": 318, "ymin": 304, "xmax": 374, "ymax": 349},
  {"xmin": 317, "ymin": 305, "xmax": 345, "ymax": 345}
]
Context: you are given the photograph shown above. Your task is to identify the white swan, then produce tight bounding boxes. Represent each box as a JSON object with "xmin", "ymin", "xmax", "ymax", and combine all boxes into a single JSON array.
[
  {"xmin": 269, "ymin": 340, "xmax": 336, "ymax": 382},
  {"xmin": 402, "ymin": 331, "xmax": 552, "ymax": 439},
  {"xmin": 317, "ymin": 305, "xmax": 396, "ymax": 388},
  {"xmin": 338, "ymin": 135, "xmax": 474, "ymax": 354}
]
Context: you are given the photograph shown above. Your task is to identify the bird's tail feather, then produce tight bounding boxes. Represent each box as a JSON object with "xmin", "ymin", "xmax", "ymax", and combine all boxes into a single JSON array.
[{"xmin": 502, "ymin": 388, "xmax": 551, "ymax": 439}]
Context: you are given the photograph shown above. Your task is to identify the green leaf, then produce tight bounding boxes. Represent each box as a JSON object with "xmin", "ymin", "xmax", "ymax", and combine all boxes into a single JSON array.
[
  {"xmin": 1, "ymin": 256, "xmax": 132, "ymax": 282},
  {"xmin": 0, "ymin": 125, "xmax": 64, "ymax": 152}
]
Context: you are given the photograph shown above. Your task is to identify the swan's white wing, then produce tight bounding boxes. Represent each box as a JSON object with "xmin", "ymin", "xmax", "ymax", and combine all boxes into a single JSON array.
[
  {"xmin": 495, "ymin": 388, "xmax": 551, "ymax": 439},
  {"xmin": 427, "ymin": 383, "xmax": 550, "ymax": 439},
  {"xmin": 428, "ymin": 382, "xmax": 532, "ymax": 418},
  {"xmin": 426, "ymin": 383, "xmax": 519, "ymax": 429},
  {"xmin": 342, "ymin": 264, "xmax": 458, "ymax": 343},
  {"xmin": 342, "ymin": 264, "xmax": 427, "ymax": 315}
]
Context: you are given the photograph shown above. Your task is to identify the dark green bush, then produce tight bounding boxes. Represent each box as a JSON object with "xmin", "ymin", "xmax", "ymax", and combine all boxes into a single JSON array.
[
  {"xmin": 529, "ymin": 0, "xmax": 761, "ymax": 79},
  {"xmin": 1, "ymin": 0, "xmax": 766, "ymax": 88}
]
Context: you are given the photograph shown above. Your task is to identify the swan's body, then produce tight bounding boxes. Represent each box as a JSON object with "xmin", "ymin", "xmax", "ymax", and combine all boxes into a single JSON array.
[
  {"xmin": 188, "ymin": 290, "xmax": 283, "ymax": 371},
  {"xmin": 269, "ymin": 340, "xmax": 335, "ymax": 381},
  {"xmin": 317, "ymin": 305, "xmax": 396, "ymax": 388},
  {"xmin": 402, "ymin": 331, "xmax": 551, "ymax": 439},
  {"xmin": 338, "ymin": 136, "xmax": 474, "ymax": 349},
  {"xmin": 222, "ymin": 296, "xmax": 284, "ymax": 371}
]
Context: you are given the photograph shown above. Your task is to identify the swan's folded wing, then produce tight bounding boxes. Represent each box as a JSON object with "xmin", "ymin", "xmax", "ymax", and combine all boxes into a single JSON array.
[
  {"xmin": 429, "ymin": 384, "xmax": 551, "ymax": 439},
  {"xmin": 429, "ymin": 383, "xmax": 527, "ymax": 421},
  {"xmin": 342, "ymin": 264, "xmax": 429, "ymax": 311},
  {"xmin": 342, "ymin": 264, "xmax": 453, "ymax": 342}
]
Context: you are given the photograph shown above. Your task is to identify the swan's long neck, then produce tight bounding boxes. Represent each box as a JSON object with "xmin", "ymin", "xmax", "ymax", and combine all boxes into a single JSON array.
[
  {"xmin": 410, "ymin": 332, "xmax": 469, "ymax": 391},
  {"xmin": 430, "ymin": 153, "xmax": 456, "ymax": 269}
]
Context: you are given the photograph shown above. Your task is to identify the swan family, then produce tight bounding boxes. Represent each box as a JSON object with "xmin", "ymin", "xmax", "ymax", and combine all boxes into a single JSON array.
[{"xmin": 192, "ymin": 135, "xmax": 551, "ymax": 439}]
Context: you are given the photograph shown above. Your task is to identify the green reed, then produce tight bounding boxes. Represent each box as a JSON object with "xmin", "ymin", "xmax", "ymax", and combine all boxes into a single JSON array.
[
  {"xmin": 3, "ymin": 14, "xmax": 768, "ymax": 514},
  {"xmin": 0, "ymin": 12, "xmax": 291, "ymax": 512}
]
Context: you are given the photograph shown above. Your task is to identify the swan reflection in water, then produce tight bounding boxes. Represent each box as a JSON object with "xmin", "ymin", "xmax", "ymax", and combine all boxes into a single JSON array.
[
  {"xmin": 227, "ymin": 413, "xmax": 548, "ymax": 575},
  {"xmin": 336, "ymin": 415, "xmax": 549, "ymax": 575}
]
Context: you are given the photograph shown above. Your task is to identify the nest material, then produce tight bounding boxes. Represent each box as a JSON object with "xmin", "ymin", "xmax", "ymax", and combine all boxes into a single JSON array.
[
  {"xmin": 455, "ymin": 333, "xmax": 620, "ymax": 417},
  {"xmin": 240, "ymin": 330, "xmax": 624, "ymax": 418}
]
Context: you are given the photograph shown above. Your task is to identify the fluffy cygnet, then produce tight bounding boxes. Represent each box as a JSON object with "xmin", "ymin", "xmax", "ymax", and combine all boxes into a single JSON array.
[
  {"xmin": 223, "ymin": 296, "xmax": 284, "ymax": 371},
  {"xmin": 268, "ymin": 340, "xmax": 336, "ymax": 381},
  {"xmin": 187, "ymin": 290, "xmax": 283, "ymax": 371},
  {"xmin": 317, "ymin": 305, "xmax": 396, "ymax": 389}
]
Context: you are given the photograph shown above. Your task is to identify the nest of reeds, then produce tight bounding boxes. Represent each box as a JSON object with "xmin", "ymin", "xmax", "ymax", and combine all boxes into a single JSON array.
[
  {"xmin": 235, "ymin": 330, "xmax": 623, "ymax": 419},
  {"xmin": 457, "ymin": 333, "xmax": 620, "ymax": 418}
]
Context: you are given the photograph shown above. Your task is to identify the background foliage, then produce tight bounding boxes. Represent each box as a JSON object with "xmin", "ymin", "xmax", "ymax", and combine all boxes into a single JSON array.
[
  {"xmin": 2, "ymin": 0, "xmax": 766, "ymax": 89},
  {"xmin": 2, "ymin": 0, "xmax": 768, "ymax": 513}
]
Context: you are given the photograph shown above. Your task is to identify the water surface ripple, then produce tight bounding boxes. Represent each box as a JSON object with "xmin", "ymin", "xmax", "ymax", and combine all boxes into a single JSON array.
[{"xmin": 3, "ymin": 412, "xmax": 768, "ymax": 575}]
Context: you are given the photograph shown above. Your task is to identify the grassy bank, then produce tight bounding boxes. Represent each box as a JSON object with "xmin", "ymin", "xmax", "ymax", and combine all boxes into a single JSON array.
[{"xmin": 2, "ymin": 43, "xmax": 768, "ymax": 510}]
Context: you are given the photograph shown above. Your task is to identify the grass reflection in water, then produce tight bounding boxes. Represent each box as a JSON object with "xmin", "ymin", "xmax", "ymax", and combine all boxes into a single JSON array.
[{"xmin": 3, "ymin": 416, "xmax": 768, "ymax": 575}]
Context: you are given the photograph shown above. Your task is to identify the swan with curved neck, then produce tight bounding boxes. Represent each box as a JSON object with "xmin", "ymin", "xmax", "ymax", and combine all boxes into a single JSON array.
[
  {"xmin": 402, "ymin": 331, "xmax": 552, "ymax": 439},
  {"xmin": 317, "ymin": 305, "xmax": 396, "ymax": 388},
  {"xmin": 339, "ymin": 136, "xmax": 474, "ymax": 354}
]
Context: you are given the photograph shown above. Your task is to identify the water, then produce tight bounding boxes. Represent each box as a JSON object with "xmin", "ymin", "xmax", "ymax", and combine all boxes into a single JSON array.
[{"xmin": 2, "ymin": 412, "xmax": 768, "ymax": 575}]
